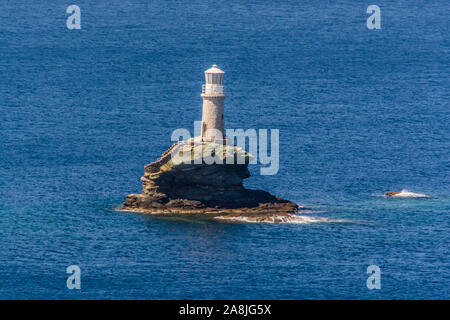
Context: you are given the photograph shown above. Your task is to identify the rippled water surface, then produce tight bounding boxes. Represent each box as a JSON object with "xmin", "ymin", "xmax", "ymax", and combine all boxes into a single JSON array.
[{"xmin": 0, "ymin": 0, "xmax": 449, "ymax": 299}]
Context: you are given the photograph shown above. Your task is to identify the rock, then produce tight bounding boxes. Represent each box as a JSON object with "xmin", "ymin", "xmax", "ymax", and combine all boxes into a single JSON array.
[
  {"xmin": 385, "ymin": 191, "xmax": 401, "ymax": 197},
  {"xmin": 121, "ymin": 139, "xmax": 299, "ymax": 218}
]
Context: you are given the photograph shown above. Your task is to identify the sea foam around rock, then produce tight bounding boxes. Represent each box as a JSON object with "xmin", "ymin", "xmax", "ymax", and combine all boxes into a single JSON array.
[
  {"xmin": 385, "ymin": 190, "xmax": 430, "ymax": 198},
  {"xmin": 214, "ymin": 213, "xmax": 351, "ymax": 224}
]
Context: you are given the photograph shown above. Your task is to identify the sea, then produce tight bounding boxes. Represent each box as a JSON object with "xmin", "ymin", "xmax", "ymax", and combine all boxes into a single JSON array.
[{"xmin": 0, "ymin": 0, "xmax": 449, "ymax": 299}]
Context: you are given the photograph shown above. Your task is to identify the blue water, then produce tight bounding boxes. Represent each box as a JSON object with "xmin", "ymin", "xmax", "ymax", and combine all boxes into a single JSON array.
[{"xmin": 0, "ymin": 1, "xmax": 449, "ymax": 299}]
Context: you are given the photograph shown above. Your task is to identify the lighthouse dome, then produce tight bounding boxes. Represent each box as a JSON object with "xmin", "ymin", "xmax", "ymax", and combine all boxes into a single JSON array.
[{"xmin": 205, "ymin": 64, "xmax": 224, "ymax": 74}]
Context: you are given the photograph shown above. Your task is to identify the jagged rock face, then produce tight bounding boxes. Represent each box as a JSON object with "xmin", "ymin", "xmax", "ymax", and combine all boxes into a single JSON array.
[{"xmin": 121, "ymin": 139, "xmax": 298, "ymax": 215}]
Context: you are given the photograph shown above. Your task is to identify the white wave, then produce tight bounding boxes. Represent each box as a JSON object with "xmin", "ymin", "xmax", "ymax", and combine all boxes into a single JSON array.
[
  {"xmin": 297, "ymin": 209, "xmax": 327, "ymax": 214},
  {"xmin": 386, "ymin": 189, "xmax": 430, "ymax": 198},
  {"xmin": 214, "ymin": 214, "xmax": 351, "ymax": 224}
]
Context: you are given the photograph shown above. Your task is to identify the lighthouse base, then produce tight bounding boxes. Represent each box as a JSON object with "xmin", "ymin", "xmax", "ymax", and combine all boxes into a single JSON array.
[{"xmin": 197, "ymin": 136, "xmax": 229, "ymax": 144}]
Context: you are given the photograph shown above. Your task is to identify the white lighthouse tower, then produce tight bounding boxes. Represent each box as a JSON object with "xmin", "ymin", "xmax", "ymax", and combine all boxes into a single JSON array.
[{"xmin": 201, "ymin": 65, "xmax": 226, "ymax": 142}]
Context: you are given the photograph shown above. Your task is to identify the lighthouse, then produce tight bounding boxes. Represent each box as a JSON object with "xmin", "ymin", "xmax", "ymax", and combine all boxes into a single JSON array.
[{"xmin": 201, "ymin": 65, "xmax": 226, "ymax": 142}]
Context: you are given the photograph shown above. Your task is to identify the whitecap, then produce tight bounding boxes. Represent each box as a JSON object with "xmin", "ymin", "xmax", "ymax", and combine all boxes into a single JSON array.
[{"xmin": 214, "ymin": 214, "xmax": 351, "ymax": 224}]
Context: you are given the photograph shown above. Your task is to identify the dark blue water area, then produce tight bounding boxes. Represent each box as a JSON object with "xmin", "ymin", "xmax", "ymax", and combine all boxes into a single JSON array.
[{"xmin": 0, "ymin": 1, "xmax": 449, "ymax": 299}]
